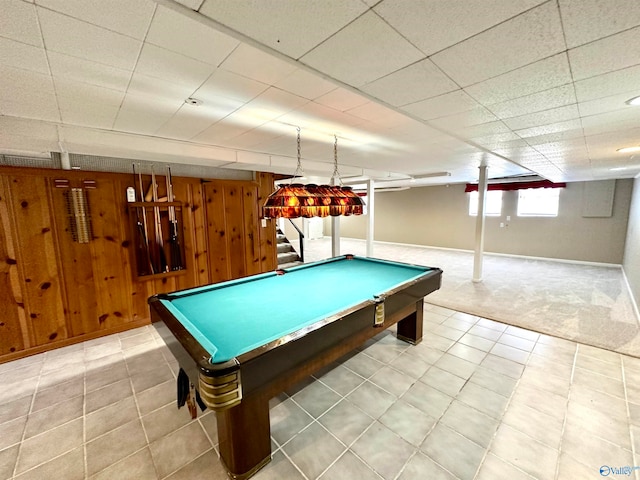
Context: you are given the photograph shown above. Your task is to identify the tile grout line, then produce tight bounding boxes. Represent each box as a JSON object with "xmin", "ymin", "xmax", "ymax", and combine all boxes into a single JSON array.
[
  {"xmin": 471, "ymin": 331, "xmax": 550, "ymax": 480},
  {"xmin": 393, "ymin": 312, "xmax": 471, "ymax": 480},
  {"xmin": 553, "ymin": 341, "xmax": 579, "ymax": 480},
  {"xmin": 83, "ymin": 350, "xmax": 88, "ymax": 480},
  {"xmin": 11, "ymin": 359, "xmax": 44, "ymax": 479},
  {"xmin": 621, "ymin": 357, "xmax": 639, "ymax": 480}
]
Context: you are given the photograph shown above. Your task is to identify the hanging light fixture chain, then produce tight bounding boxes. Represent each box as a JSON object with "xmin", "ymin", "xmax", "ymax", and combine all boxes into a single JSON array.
[
  {"xmin": 332, "ymin": 134, "xmax": 341, "ymax": 185},
  {"xmin": 291, "ymin": 126, "xmax": 304, "ymax": 183}
]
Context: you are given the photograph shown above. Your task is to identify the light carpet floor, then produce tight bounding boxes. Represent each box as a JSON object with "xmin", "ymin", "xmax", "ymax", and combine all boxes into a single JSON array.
[{"xmin": 303, "ymin": 238, "xmax": 640, "ymax": 358}]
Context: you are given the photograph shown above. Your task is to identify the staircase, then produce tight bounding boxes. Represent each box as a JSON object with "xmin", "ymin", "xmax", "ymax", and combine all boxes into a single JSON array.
[{"xmin": 277, "ymin": 228, "xmax": 303, "ymax": 269}]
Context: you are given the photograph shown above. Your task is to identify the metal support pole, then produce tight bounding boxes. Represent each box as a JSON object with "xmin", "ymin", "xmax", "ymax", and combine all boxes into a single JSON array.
[
  {"xmin": 331, "ymin": 177, "xmax": 340, "ymax": 257},
  {"xmin": 365, "ymin": 179, "xmax": 374, "ymax": 257},
  {"xmin": 473, "ymin": 164, "xmax": 488, "ymax": 283}
]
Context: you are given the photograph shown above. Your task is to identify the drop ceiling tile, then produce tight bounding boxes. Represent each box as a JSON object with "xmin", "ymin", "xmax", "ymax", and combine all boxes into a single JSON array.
[
  {"xmin": 488, "ymin": 138, "xmax": 534, "ymax": 156},
  {"xmin": 275, "ymin": 69, "xmax": 337, "ymax": 101},
  {"xmin": 503, "ymin": 104, "xmax": 580, "ymax": 130},
  {"xmin": 456, "ymin": 121, "xmax": 513, "ymax": 142},
  {"xmin": 0, "ymin": 69, "xmax": 59, "ymax": 121},
  {"xmin": 113, "ymin": 93, "xmax": 183, "ymax": 135},
  {"xmin": 533, "ymin": 142, "xmax": 589, "ymax": 160},
  {"xmin": 487, "ymin": 84, "xmax": 576, "ymax": 119},
  {"xmin": 402, "ymin": 90, "xmax": 481, "ymax": 121},
  {"xmin": 224, "ymin": 126, "xmax": 288, "ymax": 150},
  {"xmin": 276, "ymin": 102, "xmax": 366, "ymax": 134},
  {"xmin": 524, "ymin": 127, "xmax": 586, "ymax": 145},
  {"xmin": 465, "ymin": 53, "xmax": 572, "ymax": 105},
  {"xmin": 0, "ymin": 65, "xmax": 53, "ymax": 100},
  {"xmin": 194, "ymin": 69, "xmax": 268, "ymax": 104},
  {"xmin": 314, "ymin": 88, "xmax": 370, "ymax": 112},
  {"xmin": 35, "ymin": 0, "xmax": 156, "ymax": 40},
  {"xmin": 430, "ymin": 107, "xmax": 499, "ymax": 130},
  {"xmin": 0, "ymin": 134, "xmax": 57, "ymax": 156},
  {"xmin": 386, "ymin": 120, "xmax": 449, "ymax": 142},
  {"xmin": 580, "ymin": 108, "xmax": 640, "ymax": 136},
  {"xmin": 431, "ymin": 1, "xmax": 565, "ymax": 86},
  {"xmin": 0, "ymin": 117, "xmax": 58, "ymax": 140},
  {"xmin": 515, "ymin": 118, "xmax": 583, "ymax": 138},
  {"xmin": 199, "ymin": 0, "xmax": 367, "ymax": 59},
  {"xmin": 54, "ymin": 77, "xmax": 125, "ymax": 108},
  {"xmin": 219, "ymin": 43, "xmax": 297, "ymax": 86},
  {"xmin": 586, "ymin": 127, "xmax": 640, "ymax": 148},
  {"xmin": 300, "ymin": 11, "xmax": 424, "ymax": 88},
  {"xmin": 1, "ymin": 0, "xmax": 42, "ymax": 46},
  {"xmin": 146, "ymin": 5, "xmax": 239, "ymax": 66},
  {"xmin": 345, "ymin": 102, "xmax": 410, "ymax": 127},
  {"xmin": 192, "ymin": 112, "xmax": 267, "ymax": 144},
  {"xmin": 578, "ymin": 92, "xmax": 640, "ymax": 117},
  {"xmin": 246, "ymin": 87, "xmax": 309, "ymax": 122},
  {"xmin": 135, "ymin": 43, "xmax": 215, "ymax": 91},
  {"xmin": 374, "ymin": 0, "xmax": 546, "ymax": 56},
  {"xmin": 155, "ymin": 100, "xmax": 240, "ymax": 140},
  {"xmin": 558, "ymin": 0, "xmax": 640, "ymax": 48},
  {"xmin": 58, "ymin": 98, "xmax": 120, "ymax": 129},
  {"xmin": 568, "ymin": 26, "xmax": 640, "ymax": 81},
  {"xmin": 472, "ymin": 131, "xmax": 522, "ymax": 149},
  {"xmin": 361, "ymin": 58, "xmax": 459, "ymax": 107},
  {"xmin": 0, "ymin": 36, "xmax": 49, "ymax": 74},
  {"xmin": 47, "ymin": 52, "xmax": 131, "ymax": 91},
  {"xmin": 127, "ymin": 72, "xmax": 196, "ymax": 103},
  {"xmin": 250, "ymin": 134, "xmax": 297, "ymax": 157},
  {"xmin": 0, "ymin": 96, "xmax": 60, "ymax": 122},
  {"xmin": 574, "ymin": 64, "xmax": 640, "ymax": 102},
  {"xmin": 37, "ymin": 8, "xmax": 141, "ymax": 70}
]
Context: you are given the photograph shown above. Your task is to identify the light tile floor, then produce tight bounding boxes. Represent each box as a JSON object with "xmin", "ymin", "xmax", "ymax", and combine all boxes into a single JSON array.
[{"xmin": 1, "ymin": 304, "xmax": 640, "ymax": 480}]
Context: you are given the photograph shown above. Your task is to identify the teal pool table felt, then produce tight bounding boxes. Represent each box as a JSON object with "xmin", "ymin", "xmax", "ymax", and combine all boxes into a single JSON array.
[{"xmin": 160, "ymin": 257, "xmax": 432, "ymax": 363}]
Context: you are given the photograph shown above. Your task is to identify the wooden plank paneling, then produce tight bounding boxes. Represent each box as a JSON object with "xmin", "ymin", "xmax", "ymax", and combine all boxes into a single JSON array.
[
  {"xmin": 243, "ymin": 186, "xmax": 262, "ymax": 276},
  {"xmin": 0, "ymin": 166, "xmax": 279, "ymax": 362},
  {"xmin": 88, "ymin": 180, "xmax": 133, "ymax": 331},
  {"xmin": 8, "ymin": 176, "xmax": 67, "ymax": 346},
  {"xmin": 190, "ymin": 181, "xmax": 210, "ymax": 286},
  {"xmin": 0, "ymin": 177, "xmax": 26, "ymax": 354},
  {"xmin": 116, "ymin": 178, "xmax": 148, "ymax": 324},
  {"xmin": 50, "ymin": 183, "xmax": 98, "ymax": 336},
  {"xmin": 204, "ymin": 183, "xmax": 231, "ymax": 282},
  {"xmin": 172, "ymin": 179, "xmax": 197, "ymax": 291},
  {"xmin": 257, "ymin": 173, "xmax": 277, "ymax": 272},
  {"xmin": 224, "ymin": 185, "xmax": 246, "ymax": 280}
]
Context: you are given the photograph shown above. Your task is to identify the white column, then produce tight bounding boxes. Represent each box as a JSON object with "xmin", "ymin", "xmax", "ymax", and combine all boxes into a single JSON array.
[
  {"xmin": 473, "ymin": 164, "xmax": 488, "ymax": 283},
  {"xmin": 331, "ymin": 177, "xmax": 340, "ymax": 257},
  {"xmin": 60, "ymin": 151, "xmax": 71, "ymax": 170},
  {"xmin": 365, "ymin": 179, "xmax": 374, "ymax": 257}
]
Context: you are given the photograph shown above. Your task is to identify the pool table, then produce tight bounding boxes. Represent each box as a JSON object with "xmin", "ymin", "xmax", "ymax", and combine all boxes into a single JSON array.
[{"xmin": 149, "ymin": 255, "xmax": 442, "ymax": 479}]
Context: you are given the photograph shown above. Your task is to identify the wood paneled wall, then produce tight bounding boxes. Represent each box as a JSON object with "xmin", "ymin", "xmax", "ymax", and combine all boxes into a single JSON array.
[{"xmin": 0, "ymin": 167, "xmax": 277, "ymax": 363}]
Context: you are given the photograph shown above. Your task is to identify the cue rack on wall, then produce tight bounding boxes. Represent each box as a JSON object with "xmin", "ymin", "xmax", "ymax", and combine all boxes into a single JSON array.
[
  {"xmin": 0, "ymin": 165, "xmax": 277, "ymax": 362},
  {"xmin": 128, "ymin": 165, "xmax": 186, "ymax": 279}
]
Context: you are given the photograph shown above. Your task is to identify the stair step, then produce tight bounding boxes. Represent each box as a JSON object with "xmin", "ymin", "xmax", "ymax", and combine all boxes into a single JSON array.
[
  {"xmin": 277, "ymin": 243, "xmax": 294, "ymax": 254},
  {"xmin": 278, "ymin": 261, "xmax": 304, "ymax": 270},
  {"xmin": 277, "ymin": 251, "xmax": 300, "ymax": 264}
]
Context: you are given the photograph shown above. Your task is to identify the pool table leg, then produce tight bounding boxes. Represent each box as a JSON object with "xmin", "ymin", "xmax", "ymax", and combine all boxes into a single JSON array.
[
  {"xmin": 216, "ymin": 394, "xmax": 271, "ymax": 479},
  {"xmin": 396, "ymin": 298, "xmax": 424, "ymax": 345}
]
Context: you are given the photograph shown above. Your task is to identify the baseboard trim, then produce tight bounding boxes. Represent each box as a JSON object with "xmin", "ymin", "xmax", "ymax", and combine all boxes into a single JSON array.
[
  {"xmin": 334, "ymin": 236, "xmax": 622, "ymax": 269},
  {"xmin": 622, "ymin": 267, "xmax": 640, "ymax": 324}
]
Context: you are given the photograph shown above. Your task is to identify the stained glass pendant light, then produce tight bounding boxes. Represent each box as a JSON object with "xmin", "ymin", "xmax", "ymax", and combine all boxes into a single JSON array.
[{"xmin": 262, "ymin": 130, "xmax": 365, "ymax": 219}]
